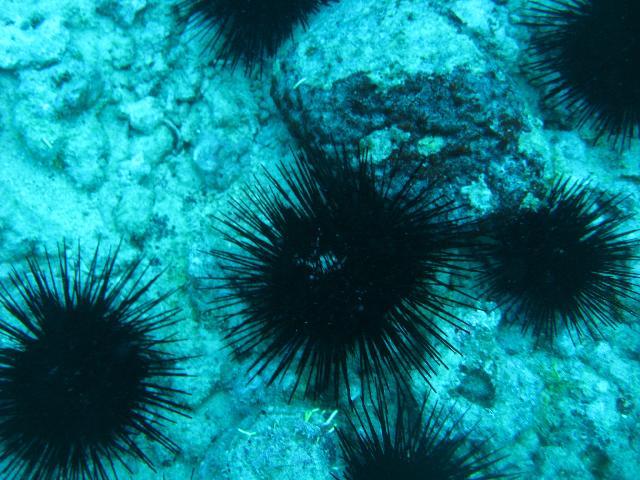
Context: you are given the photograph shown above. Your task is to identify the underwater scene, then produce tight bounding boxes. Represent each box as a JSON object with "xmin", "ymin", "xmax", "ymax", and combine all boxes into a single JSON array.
[{"xmin": 0, "ymin": 0, "xmax": 638, "ymax": 479}]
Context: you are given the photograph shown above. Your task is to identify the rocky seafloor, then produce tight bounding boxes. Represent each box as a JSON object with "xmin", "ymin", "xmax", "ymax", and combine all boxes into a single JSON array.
[{"xmin": 0, "ymin": 0, "xmax": 639, "ymax": 479}]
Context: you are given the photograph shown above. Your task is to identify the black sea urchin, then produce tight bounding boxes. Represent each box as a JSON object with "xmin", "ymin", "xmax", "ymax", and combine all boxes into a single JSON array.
[
  {"xmin": 210, "ymin": 145, "xmax": 472, "ymax": 402},
  {"xmin": 524, "ymin": 0, "xmax": 640, "ymax": 147},
  {"xmin": 178, "ymin": 0, "xmax": 336, "ymax": 73},
  {"xmin": 476, "ymin": 179, "xmax": 640, "ymax": 341},
  {"xmin": 0, "ymin": 245, "xmax": 187, "ymax": 480},
  {"xmin": 335, "ymin": 395, "xmax": 511, "ymax": 480}
]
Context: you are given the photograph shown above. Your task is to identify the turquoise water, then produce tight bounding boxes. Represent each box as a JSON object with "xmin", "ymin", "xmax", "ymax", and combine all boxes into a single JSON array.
[{"xmin": 0, "ymin": 0, "xmax": 638, "ymax": 479}]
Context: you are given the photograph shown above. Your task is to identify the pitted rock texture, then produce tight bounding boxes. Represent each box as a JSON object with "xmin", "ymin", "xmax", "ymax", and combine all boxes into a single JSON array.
[{"xmin": 270, "ymin": 0, "xmax": 544, "ymax": 209}]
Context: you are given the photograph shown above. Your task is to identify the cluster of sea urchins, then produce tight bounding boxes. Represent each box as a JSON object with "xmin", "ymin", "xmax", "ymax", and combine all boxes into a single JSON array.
[
  {"xmin": 213, "ymin": 145, "xmax": 640, "ymax": 399},
  {"xmin": 0, "ymin": 1, "xmax": 638, "ymax": 479},
  {"xmin": 211, "ymin": 143, "xmax": 638, "ymax": 478},
  {"xmin": 0, "ymin": 158, "xmax": 637, "ymax": 480}
]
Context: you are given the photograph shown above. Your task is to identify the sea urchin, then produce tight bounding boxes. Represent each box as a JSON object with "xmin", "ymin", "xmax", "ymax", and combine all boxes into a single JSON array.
[
  {"xmin": 475, "ymin": 179, "xmax": 640, "ymax": 341},
  {"xmin": 335, "ymin": 394, "xmax": 511, "ymax": 480},
  {"xmin": 178, "ymin": 0, "xmax": 336, "ymax": 74},
  {"xmin": 0, "ymin": 244, "xmax": 187, "ymax": 480},
  {"xmin": 524, "ymin": 0, "xmax": 640, "ymax": 147},
  {"xmin": 210, "ymin": 144, "xmax": 472, "ymax": 402}
]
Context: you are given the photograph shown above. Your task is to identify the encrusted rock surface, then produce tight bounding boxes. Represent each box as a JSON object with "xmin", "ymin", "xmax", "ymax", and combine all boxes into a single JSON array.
[{"xmin": 271, "ymin": 0, "xmax": 545, "ymax": 209}]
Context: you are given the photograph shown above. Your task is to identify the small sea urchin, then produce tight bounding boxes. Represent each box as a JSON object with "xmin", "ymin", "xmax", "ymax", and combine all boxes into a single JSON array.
[
  {"xmin": 0, "ymin": 245, "xmax": 187, "ymax": 480},
  {"xmin": 524, "ymin": 0, "xmax": 640, "ymax": 147},
  {"xmin": 210, "ymin": 144, "xmax": 472, "ymax": 402},
  {"xmin": 335, "ymin": 395, "xmax": 511, "ymax": 480},
  {"xmin": 475, "ymin": 179, "xmax": 640, "ymax": 341},
  {"xmin": 178, "ymin": 0, "xmax": 336, "ymax": 73}
]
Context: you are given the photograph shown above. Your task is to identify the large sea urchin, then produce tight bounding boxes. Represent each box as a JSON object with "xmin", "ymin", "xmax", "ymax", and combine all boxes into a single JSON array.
[
  {"xmin": 210, "ymin": 144, "xmax": 472, "ymax": 402},
  {"xmin": 335, "ymin": 394, "xmax": 511, "ymax": 480},
  {"xmin": 475, "ymin": 179, "xmax": 640, "ymax": 341},
  {"xmin": 0, "ymin": 245, "xmax": 187, "ymax": 480},
  {"xmin": 525, "ymin": 0, "xmax": 640, "ymax": 147},
  {"xmin": 178, "ymin": 0, "xmax": 336, "ymax": 74}
]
